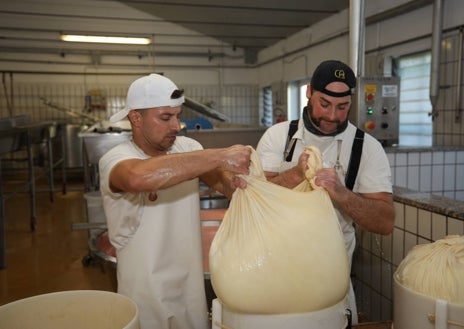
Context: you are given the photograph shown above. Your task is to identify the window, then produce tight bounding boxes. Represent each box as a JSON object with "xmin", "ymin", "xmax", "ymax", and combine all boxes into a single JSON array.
[
  {"xmin": 287, "ymin": 80, "xmax": 310, "ymax": 121},
  {"xmin": 394, "ymin": 52, "xmax": 433, "ymax": 146},
  {"xmin": 262, "ymin": 79, "xmax": 309, "ymax": 125}
]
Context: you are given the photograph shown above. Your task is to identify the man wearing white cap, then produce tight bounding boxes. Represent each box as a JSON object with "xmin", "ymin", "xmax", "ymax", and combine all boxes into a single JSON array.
[{"xmin": 99, "ymin": 73, "xmax": 251, "ymax": 329}]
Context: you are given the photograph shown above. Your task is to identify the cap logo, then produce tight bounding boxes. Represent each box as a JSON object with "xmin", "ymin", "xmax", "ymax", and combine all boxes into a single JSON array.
[{"xmin": 334, "ymin": 69, "xmax": 346, "ymax": 79}]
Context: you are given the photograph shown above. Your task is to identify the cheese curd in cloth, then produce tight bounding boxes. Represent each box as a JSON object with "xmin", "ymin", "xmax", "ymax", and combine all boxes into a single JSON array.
[{"xmin": 209, "ymin": 147, "xmax": 350, "ymax": 314}]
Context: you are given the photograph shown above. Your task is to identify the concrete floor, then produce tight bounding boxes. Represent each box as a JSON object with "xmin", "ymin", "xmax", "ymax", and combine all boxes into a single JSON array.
[{"xmin": 0, "ymin": 176, "xmax": 116, "ymax": 307}]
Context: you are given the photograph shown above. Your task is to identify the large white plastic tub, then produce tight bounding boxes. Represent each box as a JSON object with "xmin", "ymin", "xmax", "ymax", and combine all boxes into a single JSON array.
[
  {"xmin": 393, "ymin": 274, "xmax": 464, "ymax": 329},
  {"xmin": 0, "ymin": 290, "xmax": 139, "ymax": 329},
  {"xmin": 211, "ymin": 298, "xmax": 347, "ymax": 329}
]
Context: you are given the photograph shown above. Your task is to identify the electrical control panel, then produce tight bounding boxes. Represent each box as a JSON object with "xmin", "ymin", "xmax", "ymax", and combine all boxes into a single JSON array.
[{"xmin": 350, "ymin": 76, "xmax": 400, "ymax": 146}]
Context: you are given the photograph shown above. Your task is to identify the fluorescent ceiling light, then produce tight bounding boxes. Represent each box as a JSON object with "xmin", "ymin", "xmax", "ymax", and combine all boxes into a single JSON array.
[{"xmin": 61, "ymin": 34, "xmax": 151, "ymax": 45}]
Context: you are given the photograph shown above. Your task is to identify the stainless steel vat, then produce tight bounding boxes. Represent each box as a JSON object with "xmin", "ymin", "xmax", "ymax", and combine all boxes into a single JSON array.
[
  {"xmin": 187, "ymin": 127, "xmax": 266, "ymax": 149},
  {"xmin": 79, "ymin": 131, "xmax": 132, "ymax": 165},
  {"xmin": 63, "ymin": 124, "xmax": 85, "ymax": 168}
]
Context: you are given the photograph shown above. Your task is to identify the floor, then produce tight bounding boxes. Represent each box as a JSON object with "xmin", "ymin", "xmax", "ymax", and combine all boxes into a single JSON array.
[{"xmin": 0, "ymin": 172, "xmax": 116, "ymax": 307}]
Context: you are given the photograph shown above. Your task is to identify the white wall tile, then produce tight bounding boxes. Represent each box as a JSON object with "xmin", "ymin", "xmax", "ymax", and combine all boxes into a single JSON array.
[
  {"xmin": 408, "ymin": 152, "xmax": 420, "ymax": 165},
  {"xmin": 444, "ymin": 150, "xmax": 456, "ymax": 164},
  {"xmin": 381, "ymin": 233, "xmax": 393, "ymax": 262},
  {"xmin": 381, "ymin": 261, "xmax": 393, "ymax": 299},
  {"xmin": 444, "ymin": 191, "xmax": 455, "ymax": 199},
  {"xmin": 360, "ymin": 229, "xmax": 371, "ymax": 250},
  {"xmin": 395, "ymin": 166, "xmax": 407, "ymax": 187},
  {"xmin": 418, "ymin": 209, "xmax": 432, "ymax": 239},
  {"xmin": 457, "ymin": 151, "xmax": 464, "ymax": 163},
  {"xmin": 371, "ymin": 255, "xmax": 382, "ymax": 292},
  {"xmin": 432, "ymin": 213, "xmax": 447, "ymax": 241},
  {"xmin": 407, "ymin": 165, "xmax": 420, "ymax": 190},
  {"xmin": 370, "ymin": 291, "xmax": 382, "ymax": 321},
  {"xmin": 390, "ymin": 167, "xmax": 396, "ymax": 185},
  {"xmin": 360, "ymin": 283, "xmax": 371, "ymax": 318},
  {"xmin": 362, "ymin": 249, "xmax": 371, "ymax": 283},
  {"xmin": 420, "ymin": 152, "xmax": 432, "ymax": 165},
  {"xmin": 443, "ymin": 164, "xmax": 456, "ymax": 190},
  {"xmin": 394, "ymin": 202, "xmax": 404, "ymax": 229},
  {"xmin": 396, "ymin": 153, "xmax": 407, "ymax": 166},
  {"xmin": 392, "ymin": 227, "xmax": 404, "ymax": 266},
  {"xmin": 404, "ymin": 205, "xmax": 418, "ymax": 233},
  {"xmin": 456, "ymin": 164, "xmax": 464, "ymax": 190},
  {"xmin": 431, "ymin": 165, "xmax": 444, "ymax": 193},
  {"xmin": 418, "ymin": 237, "xmax": 431, "ymax": 245},
  {"xmin": 404, "ymin": 231, "xmax": 418, "ymax": 256},
  {"xmin": 352, "ymin": 252, "xmax": 363, "ymax": 280},
  {"xmin": 455, "ymin": 191, "xmax": 464, "ymax": 201},
  {"xmin": 381, "ymin": 297, "xmax": 393, "ymax": 322},
  {"xmin": 448, "ymin": 217, "xmax": 464, "ymax": 235},
  {"xmin": 419, "ymin": 165, "xmax": 432, "ymax": 192},
  {"xmin": 432, "ymin": 151, "xmax": 444, "ymax": 164},
  {"xmin": 371, "ymin": 233, "xmax": 382, "ymax": 257}
]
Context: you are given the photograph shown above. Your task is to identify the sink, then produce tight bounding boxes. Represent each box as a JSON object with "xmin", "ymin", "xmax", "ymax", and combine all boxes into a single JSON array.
[
  {"xmin": 200, "ymin": 197, "xmax": 229, "ymax": 209},
  {"xmin": 0, "ymin": 116, "xmax": 57, "ymax": 154}
]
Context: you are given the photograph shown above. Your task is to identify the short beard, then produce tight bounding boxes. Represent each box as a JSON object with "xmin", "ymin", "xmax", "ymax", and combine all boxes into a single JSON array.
[{"xmin": 304, "ymin": 101, "xmax": 348, "ymax": 136}]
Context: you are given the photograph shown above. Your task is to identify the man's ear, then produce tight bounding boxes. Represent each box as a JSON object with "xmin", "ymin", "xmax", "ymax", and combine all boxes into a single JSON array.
[
  {"xmin": 306, "ymin": 84, "xmax": 312, "ymax": 99},
  {"xmin": 127, "ymin": 110, "xmax": 142, "ymax": 126}
]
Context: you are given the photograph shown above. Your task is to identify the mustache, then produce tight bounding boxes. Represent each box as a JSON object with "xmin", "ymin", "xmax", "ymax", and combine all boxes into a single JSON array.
[{"xmin": 307, "ymin": 102, "xmax": 341, "ymax": 127}]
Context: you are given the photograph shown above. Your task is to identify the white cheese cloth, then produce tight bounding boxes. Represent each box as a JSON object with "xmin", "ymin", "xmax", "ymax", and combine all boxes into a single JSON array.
[
  {"xmin": 395, "ymin": 235, "xmax": 464, "ymax": 305},
  {"xmin": 209, "ymin": 147, "xmax": 350, "ymax": 314}
]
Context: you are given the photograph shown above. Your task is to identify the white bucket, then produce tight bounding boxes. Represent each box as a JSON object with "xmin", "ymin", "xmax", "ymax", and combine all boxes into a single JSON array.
[
  {"xmin": 0, "ymin": 290, "xmax": 139, "ymax": 329},
  {"xmin": 211, "ymin": 298, "xmax": 348, "ymax": 329},
  {"xmin": 393, "ymin": 274, "xmax": 464, "ymax": 329},
  {"xmin": 84, "ymin": 191, "xmax": 106, "ymax": 223}
]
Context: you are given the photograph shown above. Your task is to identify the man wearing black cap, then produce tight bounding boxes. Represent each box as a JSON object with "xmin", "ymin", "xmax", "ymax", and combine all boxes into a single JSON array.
[{"xmin": 256, "ymin": 60, "xmax": 394, "ymax": 324}]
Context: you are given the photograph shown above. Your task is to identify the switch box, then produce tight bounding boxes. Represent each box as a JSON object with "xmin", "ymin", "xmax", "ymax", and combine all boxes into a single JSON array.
[{"xmin": 349, "ymin": 76, "xmax": 400, "ymax": 146}]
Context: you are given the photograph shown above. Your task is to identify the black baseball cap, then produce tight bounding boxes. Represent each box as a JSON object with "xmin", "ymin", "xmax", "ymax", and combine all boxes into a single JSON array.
[{"xmin": 310, "ymin": 60, "xmax": 356, "ymax": 97}]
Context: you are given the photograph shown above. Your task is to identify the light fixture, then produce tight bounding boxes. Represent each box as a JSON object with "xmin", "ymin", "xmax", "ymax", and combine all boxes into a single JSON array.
[{"xmin": 60, "ymin": 34, "xmax": 151, "ymax": 45}]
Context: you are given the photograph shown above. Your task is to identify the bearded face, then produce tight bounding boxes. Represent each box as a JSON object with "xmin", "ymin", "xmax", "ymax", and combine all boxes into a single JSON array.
[{"xmin": 306, "ymin": 99, "xmax": 349, "ymax": 135}]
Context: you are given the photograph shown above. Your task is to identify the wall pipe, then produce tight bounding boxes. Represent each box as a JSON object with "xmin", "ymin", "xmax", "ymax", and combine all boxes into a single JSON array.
[
  {"xmin": 455, "ymin": 28, "xmax": 463, "ymax": 123},
  {"xmin": 429, "ymin": 0, "xmax": 444, "ymax": 119},
  {"xmin": 349, "ymin": 0, "xmax": 366, "ymax": 77}
]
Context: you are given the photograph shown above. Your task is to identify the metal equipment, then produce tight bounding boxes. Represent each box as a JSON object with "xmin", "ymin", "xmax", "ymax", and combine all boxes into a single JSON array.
[
  {"xmin": 0, "ymin": 115, "xmax": 65, "ymax": 269},
  {"xmin": 350, "ymin": 76, "xmax": 401, "ymax": 146}
]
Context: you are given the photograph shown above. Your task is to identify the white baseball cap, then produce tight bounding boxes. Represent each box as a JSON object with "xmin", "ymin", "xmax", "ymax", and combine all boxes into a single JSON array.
[{"xmin": 110, "ymin": 73, "xmax": 185, "ymax": 122}]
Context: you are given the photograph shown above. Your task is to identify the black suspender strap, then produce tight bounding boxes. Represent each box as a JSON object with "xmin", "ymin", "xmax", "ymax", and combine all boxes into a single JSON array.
[
  {"xmin": 284, "ymin": 122, "xmax": 364, "ymax": 190},
  {"xmin": 284, "ymin": 120, "xmax": 299, "ymax": 162},
  {"xmin": 345, "ymin": 128, "xmax": 365, "ymax": 191}
]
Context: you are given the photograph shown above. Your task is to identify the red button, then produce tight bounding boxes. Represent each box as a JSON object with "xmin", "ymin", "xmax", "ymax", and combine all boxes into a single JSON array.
[{"xmin": 364, "ymin": 121, "xmax": 376, "ymax": 131}]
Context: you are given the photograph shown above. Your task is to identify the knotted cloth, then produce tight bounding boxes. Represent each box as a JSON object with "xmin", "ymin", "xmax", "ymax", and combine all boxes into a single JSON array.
[{"xmin": 209, "ymin": 146, "xmax": 349, "ymax": 314}]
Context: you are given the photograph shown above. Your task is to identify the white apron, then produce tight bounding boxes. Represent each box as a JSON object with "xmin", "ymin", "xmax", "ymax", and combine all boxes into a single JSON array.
[{"xmin": 116, "ymin": 178, "xmax": 208, "ymax": 329}]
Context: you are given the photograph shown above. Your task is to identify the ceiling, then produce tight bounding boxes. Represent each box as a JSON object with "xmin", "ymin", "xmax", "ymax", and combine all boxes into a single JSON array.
[
  {"xmin": 0, "ymin": 0, "xmax": 349, "ymax": 66},
  {"xmin": 117, "ymin": 0, "xmax": 349, "ymax": 51}
]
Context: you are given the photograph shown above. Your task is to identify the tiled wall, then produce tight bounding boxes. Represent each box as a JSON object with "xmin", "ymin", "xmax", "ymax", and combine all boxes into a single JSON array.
[
  {"xmin": 386, "ymin": 148, "xmax": 464, "ymax": 201},
  {"xmin": 352, "ymin": 199, "xmax": 464, "ymax": 322},
  {"xmin": 183, "ymin": 85, "xmax": 260, "ymax": 126},
  {"xmin": 354, "ymin": 146, "xmax": 464, "ymax": 322},
  {"xmin": 0, "ymin": 82, "xmax": 260, "ymax": 126}
]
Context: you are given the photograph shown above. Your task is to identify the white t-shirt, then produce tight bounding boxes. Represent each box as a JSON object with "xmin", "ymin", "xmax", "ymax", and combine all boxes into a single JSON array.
[{"xmin": 99, "ymin": 136, "xmax": 203, "ymax": 249}]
